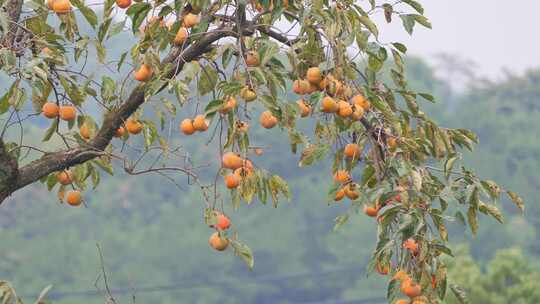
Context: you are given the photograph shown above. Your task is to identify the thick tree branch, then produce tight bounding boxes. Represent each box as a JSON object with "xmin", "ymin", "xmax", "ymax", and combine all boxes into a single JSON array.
[
  {"xmin": 0, "ymin": 28, "xmax": 231, "ymax": 203},
  {"xmin": 0, "ymin": 0, "xmax": 24, "ymax": 48}
]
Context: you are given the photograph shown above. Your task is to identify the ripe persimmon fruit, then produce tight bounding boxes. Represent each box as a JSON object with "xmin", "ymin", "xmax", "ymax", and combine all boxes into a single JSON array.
[
  {"xmin": 259, "ymin": 111, "xmax": 278, "ymax": 129},
  {"xmin": 220, "ymin": 96, "xmax": 237, "ymax": 113},
  {"xmin": 222, "ymin": 152, "xmax": 243, "ymax": 169},
  {"xmin": 254, "ymin": 148, "xmax": 264, "ymax": 156},
  {"xmin": 134, "ymin": 64, "xmax": 152, "ymax": 82},
  {"xmin": 224, "ymin": 174, "xmax": 240, "ymax": 189},
  {"xmin": 333, "ymin": 170, "xmax": 350, "ymax": 183},
  {"xmin": 125, "ymin": 119, "xmax": 143, "ymax": 134},
  {"xmin": 344, "ymin": 143, "xmax": 361, "ymax": 159},
  {"xmin": 174, "ymin": 27, "xmax": 189, "ymax": 45},
  {"xmin": 52, "ymin": 0, "xmax": 71, "ymax": 13},
  {"xmin": 209, "ymin": 232, "xmax": 229, "ymax": 251},
  {"xmin": 392, "ymin": 270, "xmax": 410, "ymax": 282},
  {"xmin": 394, "ymin": 299, "xmax": 410, "ymax": 304},
  {"xmin": 343, "ymin": 86, "xmax": 353, "ymax": 99},
  {"xmin": 116, "ymin": 0, "xmax": 131, "ymax": 8},
  {"xmin": 57, "ymin": 170, "xmax": 73, "ymax": 185},
  {"xmin": 351, "ymin": 106, "xmax": 365, "ymax": 121},
  {"xmin": 308, "ymin": 81, "xmax": 320, "ymax": 93},
  {"xmin": 337, "ymin": 100, "xmax": 353, "ymax": 117},
  {"xmin": 114, "ymin": 126, "xmax": 125, "ymax": 137},
  {"xmin": 245, "ymin": 51, "xmax": 260, "ymax": 67},
  {"xmin": 334, "ymin": 188, "xmax": 345, "ymax": 201},
  {"xmin": 66, "ymin": 190, "xmax": 82, "ymax": 206},
  {"xmin": 192, "ymin": 115, "xmax": 208, "ymax": 132},
  {"xmin": 59, "ymin": 105, "xmax": 76, "ymax": 121},
  {"xmin": 376, "ymin": 262, "xmax": 390, "ymax": 275},
  {"xmin": 79, "ymin": 124, "xmax": 91, "ymax": 140},
  {"xmin": 215, "ymin": 213, "xmax": 231, "ymax": 230},
  {"xmin": 292, "ymin": 79, "xmax": 310, "ymax": 95},
  {"xmin": 401, "ymin": 279, "xmax": 422, "ymax": 298},
  {"xmin": 344, "ymin": 183, "xmax": 360, "ymax": 200},
  {"xmin": 234, "ymin": 167, "xmax": 253, "ymax": 180},
  {"xmin": 363, "ymin": 204, "xmax": 378, "ymax": 217},
  {"xmin": 296, "ymin": 99, "xmax": 311, "ymax": 117},
  {"xmin": 321, "ymin": 96, "xmax": 338, "ymax": 113},
  {"xmin": 42, "ymin": 102, "xmax": 59, "ymax": 119},
  {"xmin": 306, "ymin": 67, "xmax": 322, "ymax": 84},
  {"xmin": 388, "ymin": 137, "xmax": 398, "ymax": 150},
  {"xmin": 352, "ymin": 94, "xmax": 371, "ymax": 111},
  {"xmin": 182, "ymin": 13, "xmax": 200, "ymax": 28},
  {"xmin": 180, "ymin": 118, "xmax": 196, "ymax": 135},
  {"xmin": 403, "ymin": 238, "xmax": 419, "ymax": 254}
]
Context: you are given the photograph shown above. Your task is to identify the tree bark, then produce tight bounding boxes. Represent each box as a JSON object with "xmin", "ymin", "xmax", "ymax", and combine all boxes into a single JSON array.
[{"xmin": 0, "ymin": 0, "xmax": 24, "ymax": 48}]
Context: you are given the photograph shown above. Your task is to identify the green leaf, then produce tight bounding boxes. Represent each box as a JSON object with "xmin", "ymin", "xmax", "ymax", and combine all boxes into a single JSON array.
[
  {"xmin": 444, "ymin": 155, "xmax": 457, "ymax": 180},
  {"xmin": 101, "ymin": 76, "xmax": 116, "ymax": 102},
  {"xmin": 221, "ymin": 45, "xmax": 234, "ymax": 69},
  {"xmin": 230, "ymin": 240, "xmax": 254, "ymax": 269},
  {"xmin": 46, "ymin": 174, "xmax": 57, "ymax": 191},
  {"xmin": 400, "ymin": 14, "xmax": 416, "ymax": 35},
  {"xmin": 402, "ymin": 0, "xmax": 424, "ymax": 14},
  {"xmin": 92, "ymin": 158, "xmax": 114, "ymax": 175},
  {"xmin": 450, "ymin": 284, "xmax": 469, "ymax": 304},
  {"xmin": 467, "ymin": 206, "xmax": 478, "ymax": 236},
  {"xmin": 333, "ymin": 214, "xmax": 349, "ymax": 231},
  {"xmin": 108, "ymin": 20, "xmax": 126, "ymax": 39},
  {"xmin": 367, "ymin": 53, "xmax": 383, "ymax": 72},
  {"xmin": 299, "ymin": 144, "xmax": 329, "ymax": 167},
  {"xmin": 413, "ymin": 14, "xmax": 432, "ymax": 29},
  {"xmin": 204, "ymin": 99, "xmax": 225, "ymax": 116},
  {"xmin": 358, "ymin": 16, "xmax": 379, "ymax": 38},
  {"xmin": 198, "ymin": 65, "xmax": 218, "ymax": 96},
  {"xmin": 126, "ymin": 3, "xmax": 151, "ymax": 33},
  {"xmin": 42, "ymin": 119, "xmax": 58, "ymax": 142},
  {"xmin": 142, "ymin": 121, "xmax": 158, "ymax": 149},
  {"xmin": 58, "ymin": 75, "xmax": 84, "ymax": 105},
  {"xmin": 71, "ymin": 0, "xmax": 98, "ymax": 28},
  {"xmin": 391, "ymin": 42, "xmax": 407, "ymax": 53},
  {"xmin": 418, "ymin": 92, "xmax": 435, "ymax": 102},
  {"xmin": 94, "ymin": 40, "xmax": 106, "ymax": 64}
]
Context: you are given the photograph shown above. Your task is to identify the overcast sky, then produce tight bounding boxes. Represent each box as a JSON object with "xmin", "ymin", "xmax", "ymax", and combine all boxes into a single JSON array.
[{"xmin": 377, "ymin": 0, "xmax": 539, "ymax": 80}]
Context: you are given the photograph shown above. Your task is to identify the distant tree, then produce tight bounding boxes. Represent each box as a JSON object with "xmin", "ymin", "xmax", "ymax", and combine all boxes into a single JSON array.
[
  {"xmin": 446, "ymin": 246, "xmax": 540, "ymax": 304},
  {"xmin": 0, "ymin": 0, "xmax": 524, "ymax": 302}
]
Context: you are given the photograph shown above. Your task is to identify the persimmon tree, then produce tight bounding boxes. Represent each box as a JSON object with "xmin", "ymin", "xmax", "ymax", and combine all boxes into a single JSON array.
[{"xmin": 0, "ymin": 0, "xmax": 525, "ymax": 302}]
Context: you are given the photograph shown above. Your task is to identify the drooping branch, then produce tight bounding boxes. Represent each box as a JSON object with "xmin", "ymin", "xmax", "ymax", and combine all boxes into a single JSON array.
[{"xmin": 0, "ymin": 28, "xmax": 232, "ymax": 204}]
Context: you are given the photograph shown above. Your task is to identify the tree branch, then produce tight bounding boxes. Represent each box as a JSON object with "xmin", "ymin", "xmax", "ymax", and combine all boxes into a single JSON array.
[
  {"xmin": 0, "ymin": 28, "xmax": 231, "ymax": 203},
  {"xmin": 0, "ymin": 0, "xmax": 24, "ymax": 48}
]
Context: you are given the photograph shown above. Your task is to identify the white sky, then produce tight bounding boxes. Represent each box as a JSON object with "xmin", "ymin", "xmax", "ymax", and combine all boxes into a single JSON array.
[{"xmin": 377, "ymin": 0, "xmax": 540, "ymax": 79}]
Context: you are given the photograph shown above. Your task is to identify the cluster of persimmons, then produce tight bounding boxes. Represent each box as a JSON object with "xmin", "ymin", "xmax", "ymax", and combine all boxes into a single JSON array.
[
  {"xmin": 41, "ymin": 0, "xmax": 409, "ymax": 261},
  {"xmin": 208, "ymin": 212, "xmax": 231, "ymax": 251}
]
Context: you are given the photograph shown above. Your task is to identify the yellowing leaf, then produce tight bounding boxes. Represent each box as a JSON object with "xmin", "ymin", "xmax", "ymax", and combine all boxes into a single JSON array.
[{"xmin": 506, "ymin": 190, "xmax": 524, "ymax": 212}]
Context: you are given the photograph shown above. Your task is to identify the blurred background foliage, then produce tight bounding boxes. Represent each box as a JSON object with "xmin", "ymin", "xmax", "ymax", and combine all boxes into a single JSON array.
[{"xmin": 1, "ymin": 30, "xmax": 540, "ymax": 303}]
